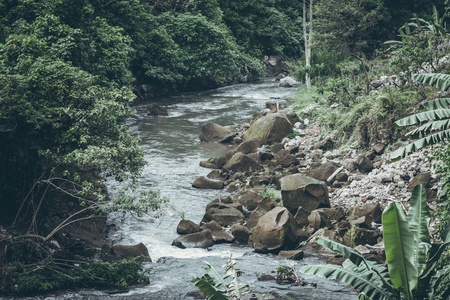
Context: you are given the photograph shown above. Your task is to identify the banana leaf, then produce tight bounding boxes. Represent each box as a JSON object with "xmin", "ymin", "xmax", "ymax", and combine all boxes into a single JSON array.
[
  {"xmin": 316, "ymin": 237, "xmax": 364, "ymax": 266},
  {"xmin": 412, "ymin": 73, "xmax": 450, "ymax": 91},
  {"xmin": 391, "ymin": 129, "xmax": 450, "ymax": 160},
  {"xmin": 192, "ymin": 262, "xmax": 230, "ymax": 300},
  {"xmin": 406, "ymin": 119, "xmax": 450, "ymax": 138},
  {"xmin": 300, "ymin": 260, "xmax": 397, "ymax": 300},
  {"xmin": 395, "ymin": 109, "xmax": 450, "ymax": 127},
  {"xmin": 382, "ymin": 202, "xmax": 418, "ymax": 299},
  {"xmin": 407, "ymin": 185, "xmax": 431, "ymax": 276},
  {"xmin": 421, "ymin": 98, "xmax": 450, "ymax": 110}
]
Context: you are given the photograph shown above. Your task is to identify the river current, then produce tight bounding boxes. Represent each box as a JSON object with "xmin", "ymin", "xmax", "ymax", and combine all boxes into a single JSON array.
[{"xmin": 16, "ymin": 80, "xmax": 358, "ymax": 299}]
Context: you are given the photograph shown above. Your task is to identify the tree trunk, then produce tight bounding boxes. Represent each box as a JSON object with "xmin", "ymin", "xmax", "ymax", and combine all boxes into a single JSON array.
[{"xmin": 303, "ymin": 0, "xmax": 312, "ymax": 88}]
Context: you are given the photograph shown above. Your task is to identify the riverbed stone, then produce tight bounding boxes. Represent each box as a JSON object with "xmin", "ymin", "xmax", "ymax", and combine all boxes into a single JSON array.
[
  {"xmin": 177, "ymin": 220, "xmax": 201, "ymax": 234},
  {"xmin": 249, "ymin": 207, "xmax": 301, "ymax": 253},
  {"xmin": 356, "ymin": 155, "xmax": 373, "ymax": 173},
  {"xmin": 223, "ymin": 152, "xmax": 261, "ymax": 172},
  {"xmin": 278, "ymin": 249, "xmax": 304, "ymax": 260},
  {"xmin": 199, "ymin": 122, "xmax": 234, "ymax": 143},
  {"xmin": 280, "ymin": 174, "xmax": 330, "ymax": 213},
  {"xmin": 203, "ymin": 200, "xmax": 245, "ymax": 226},
  {"xmin": 306, "ymin": 162, "xmax": 340, "ymax": 182},
  {"xmin": 192, "ymin": 176, "xmax": 224, "ymax": 189},
  {"xmin": 348, "ymin": 202, "xmax": 382, "ymax": 224},
  {"xmin": 243, "ymin": 112, "xmax": 298, "ymax": 144},
  {"xmin": 231, "ymin": 224, "xmax": 252, "ymax": 244},
  {"xmin": 294, "ymin": 206, "xmax": 310, "ymax": 227},
  {"xmin": 235, "ymin": 137, "xmax": 264, "ymax": 154},
  {"xmin": 279, "ymin": 76, "xmax": 300, "ymax": 87},
  {"xmin": 408, "ymin": 172, "xmax": 432, "ymax": 192},
  {"xmin": 201, "ymin": 221, "xmax": 234, "ymax": 243},
  {"xmin": 172, "ymin": 229, "xmax": 214, "ymax": 249},
  {"xmin": 105, "ymin": 243, "xmax": 151, "ymax": 261},
  {"xmin": 237, "ymin": 189, "xmax": 264, "ymax": 211},
  {"xmin": 276, "ymin": 154, "xmax": 299, "ymax": 168}
]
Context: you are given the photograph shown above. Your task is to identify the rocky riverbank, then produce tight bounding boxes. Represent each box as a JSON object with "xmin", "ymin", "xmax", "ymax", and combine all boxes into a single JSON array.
[{"xmin": 173, "ymin": 99, "xmax": 442, "ymax": 269}]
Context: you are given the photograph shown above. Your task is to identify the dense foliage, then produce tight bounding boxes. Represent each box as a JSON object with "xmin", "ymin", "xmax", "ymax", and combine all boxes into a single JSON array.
[
  {"xmin": 1, "ymin": 0, "xmax": 449, "ymax": 296},
  {"xmin": 301, "ymin": 186, "xmax": 450, "ymax": 300}
]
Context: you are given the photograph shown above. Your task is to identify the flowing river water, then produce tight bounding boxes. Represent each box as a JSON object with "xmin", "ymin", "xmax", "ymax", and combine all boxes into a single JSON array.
[{"xmin": 17, "ymin": 80, "xmax": 358, "ymax": 299}]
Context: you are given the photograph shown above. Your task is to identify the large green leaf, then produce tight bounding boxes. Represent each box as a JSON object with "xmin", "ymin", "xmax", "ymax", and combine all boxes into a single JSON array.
[
  {"xmin": 412, "ymin": 73, "xmax": 450, "ymax": 91},
  {"xmin": 395, "ymin": 109, "xmax": 450, "ymax": 127},
  {"xmin": 382, "ymin": 202, "xmax": 418, "ymax": 299},
  {"xmin": 407, "ymin": 185, "xmax": 431, "ymax": 276},
  {"xmin": 391, "ymin": 129, "xmax": 450, "ymax": 160},
  {"xmin": 421, "ymin": 98, "xmax": 450, "ymax": 110},
  {"xmin": 192, "ymin": 263, "xmax": 230, "ymax": 300},
  {"xmin": 300, "ymin": 261, "xmax": 397, "ymax": 300},
  {"xmin": 406, "ymin": 119, "xmax": 450, "ymax": 138},
  {"xmin": 316, "ymin": 237, "xmax": 364, "ymax": 266}
]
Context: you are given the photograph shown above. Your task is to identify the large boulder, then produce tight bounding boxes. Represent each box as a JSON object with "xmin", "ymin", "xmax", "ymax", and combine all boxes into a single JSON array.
[
  {"xmin": 235, "ymin": 137, "xmax": 264, "ymax": 154},
  {"xmin": 280, "ymin": 174, "xmax": 330, "ymax": 213},
  {"xmin": 201, "ymin": 221, "xmax": 234, "ymax": 243},
  {"xmin": 223, "ymin": 152, "xmax": 260, "ymax": 172},
  {"xmin": 250, "ymin": 207, "xmax": 302, "ymax": 253},
  {"xmin": 192, "ymin": 176, "xmax": 224, "ymax": 189},
  {"xmin": 231, "ymin": 224, "xmax": 252, "ymax": 244},
  {"xmin": 306, "ymin": 162, "xmax": 340, "ymax": 182},
  {"xmin": 104, "ymin": 243, "xmax": 151, "ymax": 261},
  {"xmin": 408, "ymin": 172, "xmax": 432, "ymax": 192},
  {"xmin": 237, "ymin": 189, "xmax": 264, "ymax": 211},
  {"xmin": 348, "ymin": 202, "xmax": 382, "ymax": 225},
  {"xmin": 203, "ymin": 200, "xmax": 245, "ymax": 226},
  {"xmin": 356, "ymin": 155, "xmax": 373, "ymax": 173},
  {"xmin": 172, "ymin": 229, "xmax": 214, "ymax": 249},
  {"xmin": 243, "ymin": 113, "xmax": 298, "ymax": 144},
  {"xmin": 177, "ymin": 220, "xmax": 201, "ymax": 234},
  {"xmin": 279, "ymin": 76, "xmax": 300, "ymax": 88},
  {"xmin": 199, "ymin": 122, "xmax": 234, "ymax": 143}
]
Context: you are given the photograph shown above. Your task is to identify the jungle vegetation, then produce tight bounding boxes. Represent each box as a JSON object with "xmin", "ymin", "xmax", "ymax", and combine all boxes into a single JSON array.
[{"xmin": 0, "ymin": 0, "xmax": 449, "ymax": 296}]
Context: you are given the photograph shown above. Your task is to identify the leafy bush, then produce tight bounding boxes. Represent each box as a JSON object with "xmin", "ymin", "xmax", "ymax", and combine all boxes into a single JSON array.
[{"xmin": 431, "ymin": 142, "xmax": 450, "ymax": 239}]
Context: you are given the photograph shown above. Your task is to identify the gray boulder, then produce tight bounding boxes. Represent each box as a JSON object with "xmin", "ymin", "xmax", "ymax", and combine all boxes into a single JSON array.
[
  {"xmin": 408, "ymin": 172, "xmax": 432, "ymax": 192},
  {"xmin": 172, "ymin": 229, "xmax": 214, "ymax": 249},
  {"xmin": 356, "ymin": 155, "xmax": 373, "ymax": 173},
  {"xmin": 237, "ymin": 189, "xmax": 264, "ymax": 211},
  {"xmin": 280, "ymin": 174, "xmax": 330, "ymax": 213},
  {"xmin": 199, "ymin": 122, "xmax": 234, "ymax": 143},
  {"xmin": 192, "ymin": 176, "xmax": 224, "ymax": 189},
  {"xmin": 279, "ymin": 76, "xmax": 300, "ymax": 87},
  {"xmin": 235, "ymin": 137, "xmax": 264, "ymax": 154},
  {"xmin": 177, "ymin": 220, "xmax": 201, "ymax": 234},
  {"xmin": 231, "ymin": 224, "xmax": 252, "ymax": 244},
  {"xmin": 243, "ymin": 113, "xmax": 298, "ymax": 144},
  {"xmin": 306, "ymin": 162, "xmax": 340, "ymax": 182},
  {"xmin": 105, "ymin": 243, "xmax": 151, "ymax": 261},
  {"xmin": 249, "ymin": 207, "xmax": 301, "ymax": 253},
  {"xmin": 223, "ymin": 152, "xmax": 260, "ymax": 172},
  {"xmin": 203, "ymin": 200, "xmax": 245, "ymax": 226},
  {"xmin": 201, "ymin": 221, "xmax": 234, "ymax": 243},
  {"xmin": 278, "ymin": 250, "xmax": 304, "ymax": 260}
]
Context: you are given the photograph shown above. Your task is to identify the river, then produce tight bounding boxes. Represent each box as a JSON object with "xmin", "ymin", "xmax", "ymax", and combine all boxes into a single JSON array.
[{"xmin": 17, "ymin": 80, "xmax": 358, "ymax": 299}]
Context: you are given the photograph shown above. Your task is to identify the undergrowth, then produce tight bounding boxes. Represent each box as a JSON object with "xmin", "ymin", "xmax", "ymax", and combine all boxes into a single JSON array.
[{"xmin": 2, "ymin": 257, "xmax": 149, "ymax": 296}]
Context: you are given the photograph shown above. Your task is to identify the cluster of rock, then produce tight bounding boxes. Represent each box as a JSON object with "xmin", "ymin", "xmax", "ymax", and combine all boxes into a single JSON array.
[{"xmin": 173, "ymin": 103, "xmax": 442, "ymax": 265}]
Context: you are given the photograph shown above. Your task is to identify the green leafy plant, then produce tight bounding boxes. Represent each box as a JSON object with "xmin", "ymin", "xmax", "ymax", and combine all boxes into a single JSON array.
[
  {"xmin": 260, "ymin": 185, "xmax": 281, "ymax": 201},
  {"xmin": 392, "ymin": 73, "xmax": 450, "ymax": 160},
  {"xmin": 300, "ymin": 185, "xmax": 450, "ymax": 300},
  {"xmin": 192, "ymin": 256, "xmax": 250, "ymax": 300}
]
